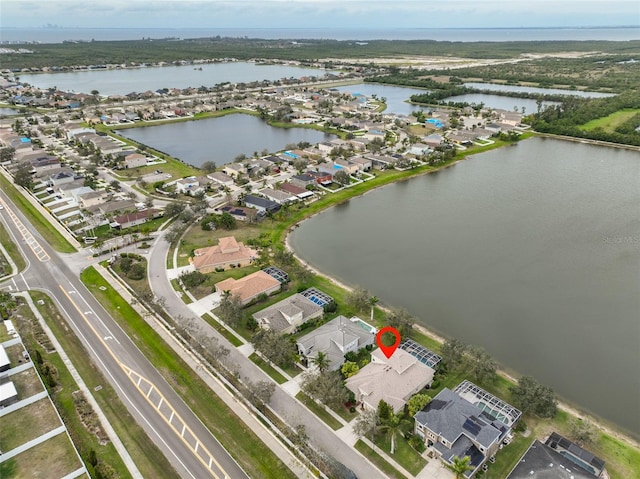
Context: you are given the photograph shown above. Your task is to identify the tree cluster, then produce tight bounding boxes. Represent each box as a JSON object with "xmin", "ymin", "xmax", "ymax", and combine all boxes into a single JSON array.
[
  {"xmin": 509, "ymin": 376, "xmax": 558, "ymax": 418},
  {"xmin": 251, "ymin": 329, "xmax": 297, "ymax": 368}
]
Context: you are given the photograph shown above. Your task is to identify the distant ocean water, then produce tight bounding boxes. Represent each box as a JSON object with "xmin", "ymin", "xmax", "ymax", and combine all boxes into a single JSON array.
[{"xmin": 1, "ymin": 26, "xmax": 639, "ymax": 44}]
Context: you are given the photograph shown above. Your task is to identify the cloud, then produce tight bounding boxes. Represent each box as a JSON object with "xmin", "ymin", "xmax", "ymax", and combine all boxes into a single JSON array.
[{"xmin": 1, "ymin": 0, "xmax": 638, "ymax": 29}]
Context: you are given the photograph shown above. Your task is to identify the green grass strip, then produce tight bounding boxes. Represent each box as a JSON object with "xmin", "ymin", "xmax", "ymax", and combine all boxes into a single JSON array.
[
  {"xmin": 27, "ymin": 291, "xmax": 172, "ymax": 479},
  {"xmin": 0, "ymin": 219, "xmax": 26, "ymax": 273},
  {"xmin": 295, "ymin": 392, "xmax": 343, "ymax": 431},
  {"xmin": 0, "ymin": 174, "xmax": 76, "ymax": 253},
  {"xmin": 80, "ymin": 266, "xmax": 297, "ymax": 479},
  {"xmin": 354, "ymin": 439, "xmax": 408, "ymax": 479},
  {"xmin": 202, "ymin": 313, "xmax": 244, "ymax": 347},
  {"xmin": 249, "ymin": 352, "xmax": 288, "ymax": 384}
]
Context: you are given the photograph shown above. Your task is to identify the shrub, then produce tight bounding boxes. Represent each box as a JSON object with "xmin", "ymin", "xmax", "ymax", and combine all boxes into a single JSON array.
[{"xmin": 127, "ymin": 263, "xmax": 146, "ymax": 280}]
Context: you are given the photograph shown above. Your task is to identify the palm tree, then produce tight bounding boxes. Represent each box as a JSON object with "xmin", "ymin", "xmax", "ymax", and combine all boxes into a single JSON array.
[
  {"xmin": 379, "ymin": 412, "xmax": 409, "ymax": 454},
  {"xmin": 368, "ymin": 296, "xmax": 379, "ymax": 322},
  {"xmin": 446, "ymin": 455, "xmax": 474, "ymax": 479},
  {"xmin": 311, "ymin": 351, "xmax": 330, "ymax": 373}
]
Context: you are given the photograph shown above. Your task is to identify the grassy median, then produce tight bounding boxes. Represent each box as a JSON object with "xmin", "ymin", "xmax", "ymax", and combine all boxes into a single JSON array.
[{"xmin": 80, "ymin": 266, "xmax": 298, "ymax": 479}]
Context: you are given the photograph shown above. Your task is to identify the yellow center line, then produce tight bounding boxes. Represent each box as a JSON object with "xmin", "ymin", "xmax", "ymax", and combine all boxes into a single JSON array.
[{"xmin": 59, "ymin": 286, "xmax": 227, "ymax": 479}]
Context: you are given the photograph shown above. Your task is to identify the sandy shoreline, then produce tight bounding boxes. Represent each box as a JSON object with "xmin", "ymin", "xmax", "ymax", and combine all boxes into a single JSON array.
[{"xmin": 283, "ymin": 155, "xmax": 640, "ymax": 451}]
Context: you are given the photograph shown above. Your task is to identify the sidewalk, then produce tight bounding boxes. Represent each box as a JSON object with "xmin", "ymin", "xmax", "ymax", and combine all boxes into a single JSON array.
[{"xmin": 94, "ymin": 263, "xmax": 316, "ymax": 479}]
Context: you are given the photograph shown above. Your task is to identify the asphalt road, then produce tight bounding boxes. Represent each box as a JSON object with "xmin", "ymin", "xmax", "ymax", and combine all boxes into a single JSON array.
[
  {"xmin": 149, "ymin": 231, "xmax": 385, "ymax": 478},
  {"xmin": 0, "ymin": 191, "xmax": 248, "ymax": 479}
]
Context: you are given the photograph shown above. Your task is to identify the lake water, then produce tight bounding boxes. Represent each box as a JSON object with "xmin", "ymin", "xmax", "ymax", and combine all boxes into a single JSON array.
[
  {"xmin": 0, "ymin": 108, "xmax": 22, "ymax": 117},
  {"xmin": 3, "ymin": 27, "xmax": 639, "ymax": 43},
  {"xmin": 333, "ymin": 83, "xmax": 430, "ymax": 116},
  {"xmin": 119, "ymin": 113, "xmax": 336, "ymax": 167},
  {"xmin": 290, "ymin": 137, "xmax": 640, "ymax": 437},
  {"xmin": 464, "ymin": 82, "xmax": 616, "ymax": 98},
  {"xmin": 17, "ymin": 62, "xmax": 331, "ymax": 96},
  {"xmin": 443, "ymin": 93, "xmax": 559, "ymax": 113}
]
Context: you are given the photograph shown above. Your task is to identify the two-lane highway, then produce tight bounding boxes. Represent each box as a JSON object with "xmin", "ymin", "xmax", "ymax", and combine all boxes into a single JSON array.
[{"xmin": 0, "ymin": 190, "xmax": 248, "ymax": 479}]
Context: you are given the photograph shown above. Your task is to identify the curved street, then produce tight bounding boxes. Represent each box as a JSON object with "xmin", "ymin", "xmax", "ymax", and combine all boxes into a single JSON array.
[{"xmin": 0, "ymin": 189, "xmax": 248, "ymax": 479}]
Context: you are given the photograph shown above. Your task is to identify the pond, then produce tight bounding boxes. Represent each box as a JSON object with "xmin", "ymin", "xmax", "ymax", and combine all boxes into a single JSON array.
[{"xmin": 119, "ymin": 113, "xmax": 336, "ymax": 167}]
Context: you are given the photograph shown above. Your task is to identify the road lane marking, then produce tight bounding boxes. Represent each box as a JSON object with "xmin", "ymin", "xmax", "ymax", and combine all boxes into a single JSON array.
[{"xmin": 59, "ymin": 286, "xmax": 227, "ymax": 479}]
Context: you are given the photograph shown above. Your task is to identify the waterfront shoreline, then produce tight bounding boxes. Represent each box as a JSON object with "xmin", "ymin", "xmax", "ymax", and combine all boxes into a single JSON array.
[{"xmin": 284, "ymin": 139, "xmax": 640, "ymax": 451}]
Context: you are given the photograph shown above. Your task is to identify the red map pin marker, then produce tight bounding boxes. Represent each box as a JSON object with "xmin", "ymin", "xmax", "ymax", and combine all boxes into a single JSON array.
[{"xmin": 376, "ymin": 326, "xmax": 401, "ymax": 359}]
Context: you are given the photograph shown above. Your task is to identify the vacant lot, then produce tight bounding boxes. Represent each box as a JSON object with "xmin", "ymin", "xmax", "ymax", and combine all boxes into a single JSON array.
[
  {"xmin": 0, "ymin": 431, "xmax": 82, "ymax": 479},
  {"xmin": 11, "ymin": 368, "xmax": 44, "ymax": 398},
  {"xmin": 0, "ymin": 398, "xmax": 62, "ymax": 452},
  {"xmin": 581, "ymin": 108, "xmax": 640, "ymax": 132}
]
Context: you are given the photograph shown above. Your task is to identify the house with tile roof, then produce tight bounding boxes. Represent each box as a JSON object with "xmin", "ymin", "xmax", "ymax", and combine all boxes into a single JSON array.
[
  {"xmin": 253, "ymin": 293, "xmax": 323, "ymax": 334},
  {"xmin": 296, "ymin": 316, "xmax": 375, "ymax": 371},
  {"xmin": 191, "ymin": 236, "xmax": 258, "ymax": 273},
  {"xmin": 346, "ymin": 348, "xmax": 435, "ymax": 414},
  {"xmin": 214, "ymin": 271, "xmax": 281, "ymax": 306}
]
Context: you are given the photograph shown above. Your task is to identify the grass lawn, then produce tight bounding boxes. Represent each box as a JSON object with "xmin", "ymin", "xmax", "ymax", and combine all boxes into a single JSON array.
[
  {"xmin": 0, "ymin": 398, "xmax": 61, "ymax": 452},
  {"xmin": 26, "ymin": 291, "xmax": 175, "ymax": 479},
  {"xmin": 0, "ymin": 219, "xmax": 27, "ymax": 273},
  {"xmin": 177, "ymin": 221, "xmax": 267, "ymax": 267},
  {"xmin": 295, "ymin": 391, "xmax": 343, "ymax": 431},
  {"xmin": 373, "ymin": 433, "xmax": 428, "ymax": 476},
  {"xmin": 0, "ymin": 432, "xmax": 82, "ymax": 479},
  {"xmin": 80, "ymin": 267, "xmax": 298, "ymax": 479},
  {"xmin": 202, "ymin": 313, "xmax": 243, "ymax": 347},
  {"xmin": 9, "ymin": 367, "xmax": 44, "ymax": 398},
  {"xmin": 484, "ymin": 434, "xmax": 531, "ymax": 479},
  {"xmin": 249, "ymin": 352, "xmax": 288, "ymax": 384},
  {"xmin": 580, "ymin": 109, "xmax": 640, "ymax": 133},
  {"xmin": 354, "ymin": 439, "xmax": 408, "ymax": 479},
  {"xmin": 0, "ymin": 174, "xmax": 76, "ymax": 253}
]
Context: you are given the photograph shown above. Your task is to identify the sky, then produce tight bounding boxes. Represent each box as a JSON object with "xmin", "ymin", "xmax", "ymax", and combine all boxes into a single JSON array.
[{"xmin": 1, "ymin": 0, "xmax": 639, "ymax": 30}]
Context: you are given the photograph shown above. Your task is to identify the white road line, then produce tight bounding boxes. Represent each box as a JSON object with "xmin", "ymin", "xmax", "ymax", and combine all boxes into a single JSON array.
[
  {"xmin": 147, "ymin": 385, "xmax": 153, "ymax": 398},
  {"xmin": 195, "ymin": 441, "xmax": 199, "ymax": 453},
  {"xmin": 169, "ymin": 411, "xmax": 175, "ymax": 423},
  {"xmin": 208, "ymin": 457, "xmax": 213, "ymax": 468},
  {"xmin": 137, "ymin": 376, "xmax": 142, "ymax": 387},
  {"xmin": 181, "ymin": 424, "xmax": 186, "ymax": 437},
  {"xmin": 158, "ymin": 397, "xmax": 163, "ymax": 409}
]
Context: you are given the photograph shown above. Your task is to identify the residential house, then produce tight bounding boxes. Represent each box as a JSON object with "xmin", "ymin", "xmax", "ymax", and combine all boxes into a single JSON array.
[
  {"xmin": 222, "ymin": 163, "xmax": 247, "ymax": 178},
  {"xmin": 244, "ymin": 195, "xmax": 281, "ymax": 215},
  {"xmin": 214, "ymin": 271, "xmax": 281, "ymax": 306},
  {"xmin": 253, "ymin": 293, "xmax": 323, "ymax": 334},
  {"xmin": 191, "ymin": 236, "xmax": 258, "ymax": 273},
  {"xmin": 346, "ymin": 348, "xmax": 435, "ymax": 413},
  {"xmin": 409, "ymin": 143, "xmax": 431, "ymax": 156},
  {"xmin": 175, "ymin": 176, "xmax": 203, "ymax": 196},
  {"xmin": 207, "ymin": 171, "xmax": 234, "ymax": 187},
  {"xmin": 259, "ymin": 188, "xmax": 296, "ymax": 205},
  {"xmin": 365, "ymin": 154, "xmax": 397, "ymax": 169},
  {"xmin": 507, "ymin": 433, "xmax": 606, "ymax": 479},
  {"xmin": 123, "ymin": 153, "xmax": 148, "ymax": 169},
  {"xmin": 279, "ymin": 182, "xmax": 314, "ymax": 200},
  {"xmin": 290, "ymin": 173, "xmax": 317, "ymax": 189},
  {"xmin": 305, "ymin": 170, "xmax": 333, "ymax": 186},
  {"xmin": 30, "ymin": 155, "xmax": 61, "ymax": 173},
  {"xmin": 111, "ymin": 209, "xmax": 161, "ymax": 230},
  {"xmin": 217, "ymin": 205, "xmax": 259, "ymax": 222},
  {"xmin": 414, "ymin": 380, "xmax": 521, "ymax": 478},
  {"xmin": 97, "ymin": 199, "xmax": 137, "ymax": 216},
  {"xmin": 48, "ymin": 170, "xmax": 76, "ymax": 187},
  {"xmin": 423, "ymin": 134, "xmax": 445, "ymax": 148},
  {"xmin": 0, "ymin": 345, "xmax": 9, "ymax": 372},
  {"xmin": 57, "ymin": 180, "xmax": 88, "ymax": 198},
  {"xmin": 296, "ymin": 316, "xmax": 375, "ymax": 371},
  {"xmin": 349, "ymin": 156, "xmax": 372, "ymax": 171},
  {"xmin": 77, "ymin": 190, "xmax": 109, "ymax": 209},
  {"xmin": 334, "ymin": 159, "xmax": 360, "ymax": 175}
]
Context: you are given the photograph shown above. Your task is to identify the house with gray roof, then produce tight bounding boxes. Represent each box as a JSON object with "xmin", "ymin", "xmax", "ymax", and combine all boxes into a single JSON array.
[
  {"xmin": 253, "ymin": 293, "xmax": 323, "ymax": 334},
  {"xmin": 244, "ymin": 194, "xmax": 281, "ymax": 214},
  {"xmin": 296, "ymin": 316, "xmax": 375, "ymax": 371},
  {"xmin": 507, "ymin": 433, "xmax": 606, "ymax": 479},
  {"xmin": 414, "ymin": 382, "xmax": 520, "ymax": 477}
]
